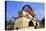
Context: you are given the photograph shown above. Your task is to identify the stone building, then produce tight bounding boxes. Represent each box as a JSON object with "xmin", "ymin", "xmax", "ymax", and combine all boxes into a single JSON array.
[{"xmin": 14, "ymin": 5, "xmax": 43, "ymax": 29}]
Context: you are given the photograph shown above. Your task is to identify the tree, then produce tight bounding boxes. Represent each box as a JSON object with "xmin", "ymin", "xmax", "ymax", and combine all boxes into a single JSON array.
[
  {"xmin": 42, "ymin": 18, "xmax": 45, "ymax": 24},
  {"xmin": 41, "ymin": 18, "xmax": 45, "ymax": 27}
]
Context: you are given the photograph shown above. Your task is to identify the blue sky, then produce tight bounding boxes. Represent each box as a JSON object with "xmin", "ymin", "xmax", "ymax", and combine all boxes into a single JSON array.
[{"xmin": 6, "ymin": 1, "xmax": 45, "ymax": 21}]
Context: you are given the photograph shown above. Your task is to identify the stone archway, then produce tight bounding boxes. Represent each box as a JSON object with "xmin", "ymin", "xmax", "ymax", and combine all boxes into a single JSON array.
[
  {"xmin": 34, "ymin": 22, "xmax": 38, "ymax": 29},
  {"xmin": 28, "ymin": 21, "xmax": 34, "ymax": 27}
]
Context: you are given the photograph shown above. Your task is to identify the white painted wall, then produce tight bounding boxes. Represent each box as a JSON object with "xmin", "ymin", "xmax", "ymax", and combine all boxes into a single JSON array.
[{"xmin": 14, "ymin": 17, "xmax": 30, "ymax": 29}]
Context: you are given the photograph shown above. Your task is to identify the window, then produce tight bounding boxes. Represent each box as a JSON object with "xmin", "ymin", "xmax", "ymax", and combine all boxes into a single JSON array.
[{"xmin": 25, "ymin": 14, "xmax": 29, "ymax": 18}]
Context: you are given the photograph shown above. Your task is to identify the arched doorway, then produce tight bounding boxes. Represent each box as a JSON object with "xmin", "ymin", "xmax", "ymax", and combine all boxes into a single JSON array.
[
  {"xmin": 28, "ymin": 21, "xmax": 34, "ymax": 27},
  {"xmin": 34, "ymin": 22, "xmax": 38, "ymax": 29}
]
